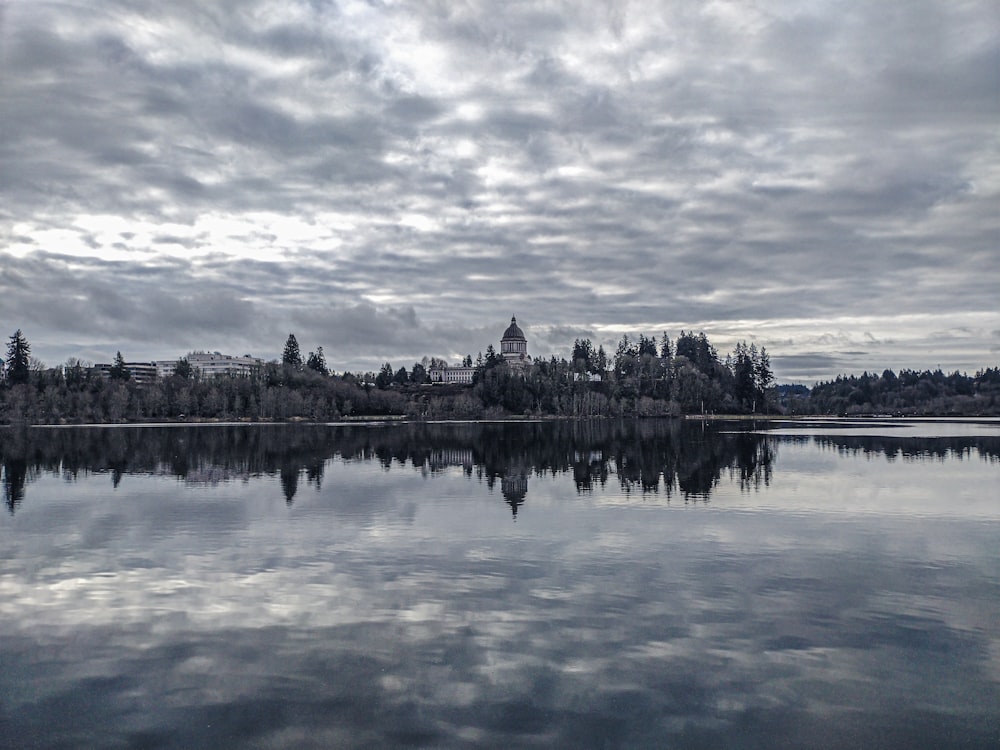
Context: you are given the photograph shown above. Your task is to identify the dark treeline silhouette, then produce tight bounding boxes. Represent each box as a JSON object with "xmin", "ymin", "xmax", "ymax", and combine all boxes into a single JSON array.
[
  {"xmin": 0, "ymin": 358, "xmax": 408, "ymax": 425},
  {"xmin": 3, "ymin": 329, "xmax": 998, "ymax": 422},
  {"xmin": 0, "ymin": 330, "xmax": 776, "ymax": 422},
  {"xmin": 802, "ymin": 368, "xmax": 1000, "ymax": 416},
  {"xmin": 1, "ymin": 420, "xmax": 779, "ymax": 515}
]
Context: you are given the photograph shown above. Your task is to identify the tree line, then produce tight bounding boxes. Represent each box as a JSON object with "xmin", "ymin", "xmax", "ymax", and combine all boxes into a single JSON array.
[
  {"xmin": 2, "ymin": 328, "xmax": 998, "ymax": 423},
  {"xmin": 802, "ymin": 367, "xmax": 1000, "ymax": 416}
]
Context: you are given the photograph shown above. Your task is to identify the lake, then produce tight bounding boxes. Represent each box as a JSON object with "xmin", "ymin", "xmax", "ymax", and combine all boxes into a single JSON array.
[{"xmin": 1, "ymin": 419, "xmax": 998, "ymax": 749}]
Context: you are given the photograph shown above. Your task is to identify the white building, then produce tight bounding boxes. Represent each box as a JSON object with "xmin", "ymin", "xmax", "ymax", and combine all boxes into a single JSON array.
[
  {"xmin": 124, "ymin": 362, "xmax": 157, "ymax": 384},
  {"xmin": 429, "ymin": 363, "xmax": 474, "ymax": 384},
  {"xmin": 429, "ymin": 315, "xmax": 531, "ymax": 383},
  {"xmin": 92, "ymin": 361, "xmax": 158, "ymax": 384},
  {"xmin": 500, "ymin": 315, "xmax": 531, "ymax": 369},
  {"xmin": 155, "ymin": 352, "xmax": 262, "ymax": 379}
]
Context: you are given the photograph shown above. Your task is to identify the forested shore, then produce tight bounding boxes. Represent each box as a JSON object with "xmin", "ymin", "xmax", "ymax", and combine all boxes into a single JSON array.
[{"xmin": 2, "ymin": 329, "xmax": 999, "ymax": 424}]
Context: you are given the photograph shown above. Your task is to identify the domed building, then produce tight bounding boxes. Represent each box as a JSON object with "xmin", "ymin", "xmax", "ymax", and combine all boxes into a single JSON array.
[
  {"xmin": 500, "ymin": 315, "xmax": 530, "ymax": 368},
  {"xmin": 428, "ymin": 315, "xmax": 531, "ymax": 384}
]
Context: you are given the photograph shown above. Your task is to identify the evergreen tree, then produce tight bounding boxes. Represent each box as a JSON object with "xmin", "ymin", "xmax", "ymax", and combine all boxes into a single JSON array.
[
  {"xmin": 695, "ymin": 332, "xmax": 718, "ymax": 374},
  {"xmin": 730, "ymin": 341, "xmax": 773, "ymax": 413},
  {"xmin": 410, "ymin": 362, "xmax": 428, "ymax": 384},
  {"xmin": 637, "ymin": 334, "xmax": 658, "ymax": 357},
  {"xmin": 572, "ymin": 338, "xmax": 598, "ymax": 373},
  {"xmin": 282, "ymin": 334, "xmax": 303, "ymax": 369},
  {"xmin": 614, "ymin": 335, "xmax": 638, "ymax": 377},
  {"xmin": 676, "ymin": 331, "xmax": 721, "ymax": 377},
  {"xmin": 375, "ymin": 362, "xmax": 393, "ymax": 389},
  {"xmin": 675, "ymin": 330, "xmax": 697, "ymax": 361},
  {"xmin": 109, "ymin": 351, "xmax": 131, "ymax": 381},
  {"xmin": 484, "ymin": 345, "xmax": 501, "ymax": 368},
  {"xmin": 595, "ymin": 345, "xmax": 608, "ymax": 374},
  {"xmin": 5, "ymin": 329, "xmax": 31, "ymax": 385},
  {"xmin": 173, "ymin": 357, "xmax": 192, "ymax": 380},
  {"xmin": 659, "ymin": 332, "xmax": 672, "ymax": 360},
  {"xmin": 732, "ymin": 342, "xmax": 755, "ymax": 410},
  {"xmin": 306, "ymin": 346, "xmax": 329, "ymax": 376},
  {"xmin": 755, "ymin": 347, "xmax": 774, "ymax": 410}
]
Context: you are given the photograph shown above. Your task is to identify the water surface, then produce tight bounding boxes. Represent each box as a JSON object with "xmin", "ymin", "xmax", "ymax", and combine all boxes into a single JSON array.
[{"xmin": 1, "ymin": 419, "xmax": 998, "ymax": 748}]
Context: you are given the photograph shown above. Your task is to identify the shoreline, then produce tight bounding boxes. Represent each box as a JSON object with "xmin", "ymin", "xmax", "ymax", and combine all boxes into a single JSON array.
[{"xmin": 4, "ymin": 413, "xmax": 1000, "ymax": 429}]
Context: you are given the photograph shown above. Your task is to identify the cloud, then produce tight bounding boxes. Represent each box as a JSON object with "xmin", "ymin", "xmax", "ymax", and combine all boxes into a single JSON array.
[
  {"xmin": 1, "ymin": 0, "xmax": 998, "ymax": 379},
  {"xmin": 771, "ymin": 353, "xmax": 854, "ymax": 381}
]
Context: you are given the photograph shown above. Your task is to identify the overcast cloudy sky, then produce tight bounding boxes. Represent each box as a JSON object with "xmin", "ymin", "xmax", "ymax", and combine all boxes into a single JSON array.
[{"xmin": 1, "ymin": 0, "xmax": 997, "ymax": 381}]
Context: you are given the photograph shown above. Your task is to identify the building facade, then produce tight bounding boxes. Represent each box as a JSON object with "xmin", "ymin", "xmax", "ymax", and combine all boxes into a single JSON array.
[
  {"xmin": 429, "ymin": 364, "xmax": 475, "ymax": 384},
  {"xmin": 500, "ymin": 315, "xmax": 530, "ymax": 369},
  {"xmin": 92, "ymin": 361, "xmax": 158, "ymax": 384},
  {"xmin": 123, "ymin": 362, "xmax": 157, "ymax": 384},
  {"xmin": 155, "ymin": 352, "xmax": 263, "ymax": 379},
  {"xmin": 429, "ymin": 315, "xmax": 531, "ymax": 384}
]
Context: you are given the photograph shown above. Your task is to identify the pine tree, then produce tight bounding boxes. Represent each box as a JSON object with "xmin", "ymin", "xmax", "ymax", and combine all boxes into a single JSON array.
[
  {"xmin": 410, "ymin": 362, "xmax": 428, "ymax": 383},
  {"xmin": 675, "ymin": 331, "xmax": 701, "ymax": 367},
  {"xmin": 173, "ymin": 357, "xmax": 192, "ymax": 379},
  {"xmin": 695, "ymin": 332, "xmax": 718, "ymax": 374},
  {"xmin": 306, "ymin": 346, "xmax": 329, "ymax": 376},
  {"xmin": 375, "ymin": 362, "xmax": 393, "ymax": 389},
  {"xmin": 614, "ymin": 335, "xmax": 638, "ymax": 377},
  {"xmin": 484, "ymin": 345, "xmax": 501, "ymax": 368},
  {"xmin": 755, "ymin": 347, "xmax": 774, "ymax": 411},
  {"xmin": 659, "ymin": 332, "xmax": 672, "ymax": 360},
  {"xmin": 731, "ymin": 342, "xmax": 753, "ymax": 411},
  {"xmin": 109, "ymin": 351, "xmax": 131, "ymax": 381},
  {"xmin": 637, "ymin": 334, "xmax": 658, "ymax": 357},
  {"xmin": 282, "ymin": 334, "xmax": 303, "ymax": 369},
  {"xmin": 572, "ymin": 338, "xmax": 594, "ymax": 372},
  {"xmin": 4, "ymin": 329, "xmax": 31, "ymax": 385}
]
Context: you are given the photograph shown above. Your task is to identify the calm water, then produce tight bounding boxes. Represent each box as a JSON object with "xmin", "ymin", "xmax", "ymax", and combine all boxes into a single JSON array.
[{"xmin": 1, "ymin": 419, "xmax": 998, "ymax": 749}]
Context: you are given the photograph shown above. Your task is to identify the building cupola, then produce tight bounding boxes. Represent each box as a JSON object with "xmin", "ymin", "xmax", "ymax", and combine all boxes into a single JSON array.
[{"xmin": 500, "ymin": 315, "xmax": 529, "ymax": 364}]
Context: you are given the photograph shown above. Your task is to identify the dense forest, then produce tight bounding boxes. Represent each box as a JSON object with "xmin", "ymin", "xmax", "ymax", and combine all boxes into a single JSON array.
[
  {"xmin": 803, "ymin": 368, "xmax": 1000, "ymax": 416},
  {"xmin": 1, "ymin": 328, "xmax": 998, "ymax": 424}
]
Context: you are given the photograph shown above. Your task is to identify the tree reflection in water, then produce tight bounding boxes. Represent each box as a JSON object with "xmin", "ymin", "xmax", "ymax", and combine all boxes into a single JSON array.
[
  {"xmin": 2, "ymin": 419, "xmax": 999, "ymax": 749},
  {"xmin": 1, "ymin": 419, "xmax": 997, "ymax": 514}
]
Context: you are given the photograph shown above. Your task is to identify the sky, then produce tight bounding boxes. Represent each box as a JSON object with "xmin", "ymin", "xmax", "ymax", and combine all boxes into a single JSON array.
[{"xmin": 1, "ymin": 0, "xmax": 998, "ymax": 383}]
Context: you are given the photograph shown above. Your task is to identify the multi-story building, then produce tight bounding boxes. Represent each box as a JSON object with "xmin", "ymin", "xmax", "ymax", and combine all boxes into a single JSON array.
[
  {"xmin": 124, "ymin": 362, "xmax": 158, "ymax": 384},
  {"xmin": 155, "ymin": 352, "xmax": 262, "ymax": 379},
  {"xmin": 92, "ymin": 361, "xmax": 158, "ymax": 384},
  {"xmin": 429, "ymin": 364, "xmax": 475, "ymax": 384},
  {"xmin": 154, "ymin": 360, "xmax": 179, "ymax": 379}
]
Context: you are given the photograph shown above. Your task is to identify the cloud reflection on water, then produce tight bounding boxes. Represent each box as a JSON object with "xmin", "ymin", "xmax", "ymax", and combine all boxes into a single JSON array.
[{"xmin": 0, "ymin": 420, "xmax": 998, "ymax": 748}]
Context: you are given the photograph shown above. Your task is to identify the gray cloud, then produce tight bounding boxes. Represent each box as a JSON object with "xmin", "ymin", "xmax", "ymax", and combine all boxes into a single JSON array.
[{"xmin": 1, "ymin": 0, "xmax": 998, "ymax": 380}]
